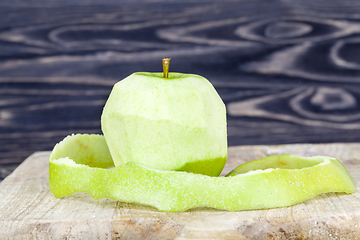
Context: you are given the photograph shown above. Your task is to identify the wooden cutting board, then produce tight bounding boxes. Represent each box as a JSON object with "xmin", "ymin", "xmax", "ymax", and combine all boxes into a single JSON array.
[{"xmin": 1, "ymin": 143, "xmax": 360, "ymax": 239}]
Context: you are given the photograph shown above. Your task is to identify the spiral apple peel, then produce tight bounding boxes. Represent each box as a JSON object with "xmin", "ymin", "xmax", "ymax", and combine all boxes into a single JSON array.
[{"xmin": 49, "ymin": 134, "xmax": 356, "ymax": 212}]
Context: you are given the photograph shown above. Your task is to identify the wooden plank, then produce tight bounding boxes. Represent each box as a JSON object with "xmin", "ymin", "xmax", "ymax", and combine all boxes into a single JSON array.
[
  {"xmin": 1, "ymin": 143, "xmax": 360, "ymax": 239},
  {"xmin": 2, "ymin": 1, "xmax": 360, "ymax": 167}
]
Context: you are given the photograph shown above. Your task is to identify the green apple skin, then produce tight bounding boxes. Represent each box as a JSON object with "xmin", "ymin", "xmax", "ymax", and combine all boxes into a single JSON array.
[
  {"xmin": 50, "ymin": 134, "xmax": 114, "ymax": 169},
  {"xmin": 101, "ymin": 72, "xmax": 227, "ymax": 176},
  {"xmin": 49, "ymin": 134, "xmax": 357, "ymax": 212}
]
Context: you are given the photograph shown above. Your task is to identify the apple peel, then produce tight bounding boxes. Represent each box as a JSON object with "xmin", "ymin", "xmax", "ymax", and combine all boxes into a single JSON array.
[{"xmin": 49, "ymin": 134, "xmax": 356, "ymax": 212}]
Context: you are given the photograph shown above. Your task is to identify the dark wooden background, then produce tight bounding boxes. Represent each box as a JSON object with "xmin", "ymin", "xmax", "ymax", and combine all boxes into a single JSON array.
[{"xmin": 2, "ymin": 0, "xmax": 360, "ymax": 180}]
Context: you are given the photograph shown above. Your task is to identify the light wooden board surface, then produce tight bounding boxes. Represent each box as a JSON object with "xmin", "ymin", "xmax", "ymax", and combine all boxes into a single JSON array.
[{"xmin": 1, "ymin": 143, "xmax": 360, "ymax": 239}]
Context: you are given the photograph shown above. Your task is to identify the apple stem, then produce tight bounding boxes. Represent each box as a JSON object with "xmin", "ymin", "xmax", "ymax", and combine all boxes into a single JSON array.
[{"xmin": 162, "ymin": 58, "xmax": 170, "ymax": 78}]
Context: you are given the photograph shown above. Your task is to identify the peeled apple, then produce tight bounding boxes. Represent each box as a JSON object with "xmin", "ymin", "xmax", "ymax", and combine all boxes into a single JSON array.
[{"xmin": 101, "ymin": 72, "xmax": 227, "ymax": 176}]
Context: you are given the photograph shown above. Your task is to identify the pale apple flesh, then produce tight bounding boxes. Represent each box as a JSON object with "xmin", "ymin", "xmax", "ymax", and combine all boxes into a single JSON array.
[
  {"xmin": 101, "ymin": 72, "xmax": 227, "ymax": 176},
  {"xmin": 49, "ymin": 134, "xmax": 356, "ymax": 212}
]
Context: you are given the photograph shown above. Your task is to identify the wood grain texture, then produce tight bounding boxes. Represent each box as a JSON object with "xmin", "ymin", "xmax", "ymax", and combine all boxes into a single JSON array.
[
  {"xmin": 1, "ymin": 144, "xmax": 360, "ymax": 239},
  {"xmin": 2, "ymin": 0, "xmax": 360, "ymax": 176}
]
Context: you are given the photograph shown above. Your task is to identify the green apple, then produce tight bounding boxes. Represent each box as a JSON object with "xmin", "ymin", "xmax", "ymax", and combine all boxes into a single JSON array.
[
  {"xmin": 49, "ymin": 134, "xmax": 356, "ymax": 212},
  {"xmin": 48, "ymin": 59, "xmax": 356, "ymax": 212},
  {"xmin": 101, "ymin": 68, "xmax": 227, "ymax": 176}
]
